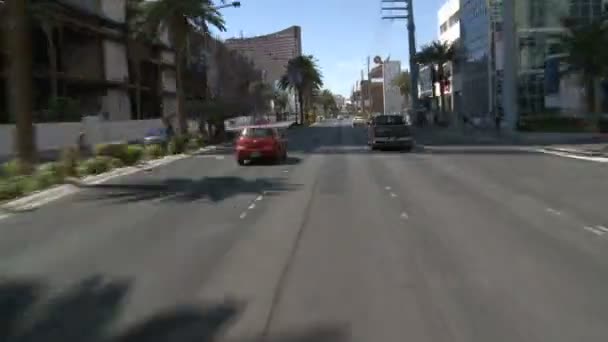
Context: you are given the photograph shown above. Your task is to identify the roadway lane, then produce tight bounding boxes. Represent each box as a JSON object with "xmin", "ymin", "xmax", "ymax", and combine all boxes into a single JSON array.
[{"xmin": 2, "ymin": 118, "xmax": 608, "ymax": 342}]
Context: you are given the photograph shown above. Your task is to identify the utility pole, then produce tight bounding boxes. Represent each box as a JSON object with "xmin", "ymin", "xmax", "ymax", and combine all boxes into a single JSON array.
[
  {"xmin": 367, "ymin": 56, "xmax": 373, "ymax": 113},
  {"xmin": 360, "ymin": 69, "xmax": 365, "ymax": 113},
  {"xmin": 381, "ymin": 0, "xmax": 419, "ymax": 110}
]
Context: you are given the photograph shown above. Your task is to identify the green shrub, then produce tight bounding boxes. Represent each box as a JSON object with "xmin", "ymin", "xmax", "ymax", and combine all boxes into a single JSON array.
[
  {"xmin": 78, "ymin": 157, "xmax": 113, "ymax": 176},
  {"xmin": 145, "ymin": 144, "xmax": 166, "ymax": 159},
  {"xmin": 37, "ymin": 162, "xmax": 65, "ymax": 184},
  {"xmin": 60, "ymin": 147, "xmax": 80, "ymax": 177},
  {"xmin": 0, "ymin": 177, "xmax": 25, "ymax": 201},
  {"xmin": 124, "ymin": 145, "xmax": 145, "ymax": 165},
  {"xmin": 109, "ymin": 158, "xmax": 124, "ymax": 169},
  {"xmin": 517, "ymin": 116, "xmax": 589, "ymax": 132},
  {"xmin": 95, "ymin": 143, "xmax": 129, "ymax": 160},
  {"xmin": 167, "ymin": 136, "xmax": 188, "ymax": 155},
  {"xmin": 2, "ymin": 159, "xmax": 32, "ymax": 177}
]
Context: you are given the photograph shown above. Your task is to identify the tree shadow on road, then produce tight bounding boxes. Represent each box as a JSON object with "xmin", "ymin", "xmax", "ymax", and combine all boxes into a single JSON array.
[
  {"xmin": 75, "ymin": 177, "xmax": 300, "ymax": 204},
  {"xmin": 0, "ymin": 275, "xmax": 242, "ymax": 342},
  {"xmin": 1, "ymin": 276, "xmax": 351, "ymax": 342}
]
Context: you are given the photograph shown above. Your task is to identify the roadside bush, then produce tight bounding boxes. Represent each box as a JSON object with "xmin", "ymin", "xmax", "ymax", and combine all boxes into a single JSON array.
[
  {"xmin": 145, "ymin": 144, "xmax": 166, "ymax": 159},
  {"xmin": 78, "ymin": 156, "xmax": 113, "ymax": 176},
  {"xmin": 0, "ymin": 177, "xmax": 26, "ymax": 201},
  {"xmin": 37, "ymin": 162, "xmax": 65, "ymax": 183},
  {"xmin": 2, "ymin": 159, "xmax": 33, "ymax": 177},
  {"xmin": 124, "ymin": 145, "xmax": 145, "ymax": 165},
  {"xmin": 187, "ymin": 136, "xmax": 202, "ymax": 151},
  {"xmin": 95, "ymin": 143, "xmax": 129, "ymax": 161},
  {"xmin": 60, "ymin": 147, "xmax": 80, "ymax": 177},
  {"xmin": 109, "ymin": 158, "xmax": 124, "ymax": 169},
  {"xmin": 517, "ymin": 116, "xmax": 588, "ymax": 132},
  {"xmin": 167, "ymin": 136, "xmax": 188, "ymax": 155}
]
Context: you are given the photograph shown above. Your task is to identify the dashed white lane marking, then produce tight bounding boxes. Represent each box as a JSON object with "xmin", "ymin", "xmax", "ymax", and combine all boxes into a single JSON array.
[
  {"xmin": 385, "ymin": 186, "xmax": 392, "ymax": 191},
  {"xmin": 282, "ymin": 170, "xmax": 289, "ymax": 173},
  {"xmin": 0, "ymin": 213, "xmax": 10, "ymax": 221},
  {"xmin": 596, "ymin": 225, "xmax": 608, "ymax": 234},
  {"xmin": 546, "ymin": 208, "xmax": 562, "ymax": 216},
  {"xmin": 390, "ymin": 193, "xmax": 397, "ymax": 198},
  {"xmin": 400, "ymin": 212, "xmax": 409, "ymax": 219},
  {"xmin": 255, "ymin": 195, "xmax": 263, "ymax": 201},
  {"xmin": 584, "ymin": 226, "xmax": 605, "ymax": 236},
  {"xmin": 248, "ymin": 203, "xmax": 256, "ymax": 210},
  {"xmin": 239, "ymin": 212, "xmax": 247, "ymax": 219}
]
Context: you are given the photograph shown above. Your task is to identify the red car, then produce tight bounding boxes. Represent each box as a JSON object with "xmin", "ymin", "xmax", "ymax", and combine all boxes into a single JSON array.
[{"xmin": 235, "ymin": 127, "xmax": 287, "ymax": 165}]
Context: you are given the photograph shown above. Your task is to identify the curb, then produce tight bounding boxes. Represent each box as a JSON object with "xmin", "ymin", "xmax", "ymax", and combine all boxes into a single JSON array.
[{"xmin": 1, "ymin": 146, "xmax": 215, "ymax": 213}]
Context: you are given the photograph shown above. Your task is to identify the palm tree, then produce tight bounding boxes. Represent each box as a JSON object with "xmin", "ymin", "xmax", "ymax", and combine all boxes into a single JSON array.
[
  {"xmin": 316, "ymin": 89, "xmax": 337, "ymax": 114},
  {"xmin": 139, "ymin": 0, "xmax": 226, "ymax": 134},
  {"xmin": 273, "ymin": 90, "xmax": 289, "ymax": 114},
  {"xmin": 248, "ymin": 81, "xmax": 273, "ymax": 115},
  {"xmin": 416, "ymin": 41, "xmax": 456, "ymax": 119},
  {"xmin": 392, "ymin": 71, "xmax": 411, "ymax": 97},
  {"xmin": 560, "ymin": 16, "xmax": 608, "ymax": 115},
  {"xmin": 5, "ymin": 0, "xmax": 36, "ymax": 170},
  {"xmin": 278, "ymin": 55, "xmax": 323, "ymax": 125}
]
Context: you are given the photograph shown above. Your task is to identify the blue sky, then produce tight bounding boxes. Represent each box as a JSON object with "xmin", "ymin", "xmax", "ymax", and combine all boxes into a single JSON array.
[{"xmin": 216, "ymin": 0, "xmax": 444, "ymax": 97}]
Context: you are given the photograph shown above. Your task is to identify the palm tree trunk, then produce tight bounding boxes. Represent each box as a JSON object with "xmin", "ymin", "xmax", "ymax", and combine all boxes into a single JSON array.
[
  {"xmin": 7, "ymin": 0, "xmax": 36, "ymax": 169},
  {"xmin": 438, "ymin": 65, "xmax": 446, "ymax": 120},
  {"xmin": 41, "ymin": 22, "xmax": 59, "ymax": 99},
  {"xmin": 175, "ymin": 47, "xmax": 188, "ymax": 134},
  {"xmin": 585, "ymin": 75, "xmax": 596, "ymax": 114},
  {"xmin": 298, "ymin": 90, "xmax": 304, "ymax": 125},
  {"xmin": 136, "ymin": 63, "xmax": 142, "ymax": 119}
]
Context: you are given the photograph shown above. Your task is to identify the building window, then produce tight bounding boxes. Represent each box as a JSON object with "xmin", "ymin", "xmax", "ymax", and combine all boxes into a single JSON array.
[{"xmin": 440, "ymin": 22, "xmax": 448, "ymax": 33}]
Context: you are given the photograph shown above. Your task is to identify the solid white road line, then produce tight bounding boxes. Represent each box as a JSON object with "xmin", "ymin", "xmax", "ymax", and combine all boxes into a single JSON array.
[{"xmin": 538, "ymin": 149, "xmax": 608, "ymax": 163}]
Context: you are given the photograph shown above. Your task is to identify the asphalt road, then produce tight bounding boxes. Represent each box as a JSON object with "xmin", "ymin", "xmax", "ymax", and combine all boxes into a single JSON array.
[{"xmin": 2, "ymin": 118, "xmax": 608, "ymax": 342}]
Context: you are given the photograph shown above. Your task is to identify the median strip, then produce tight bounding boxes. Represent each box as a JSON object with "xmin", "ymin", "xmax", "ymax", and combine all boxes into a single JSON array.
[{"xmin": 0, "ymin": 141, "xmax": 216, "ymax": 216}]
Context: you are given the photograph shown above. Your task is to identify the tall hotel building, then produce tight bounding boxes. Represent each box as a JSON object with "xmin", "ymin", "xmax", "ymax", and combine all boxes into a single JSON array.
[{"xmin": 225, "ymin": 26, "xmax": 303, "ymax": 89}]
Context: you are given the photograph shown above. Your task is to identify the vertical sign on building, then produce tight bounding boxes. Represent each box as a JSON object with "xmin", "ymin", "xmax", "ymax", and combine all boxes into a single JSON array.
[
  {"xmin": 382, "ymin": 61, "xmax": 402, "ymax": 115},
  {"xmin": 489, "ymin": 0, "xmax": 504, "ymax": 118}
]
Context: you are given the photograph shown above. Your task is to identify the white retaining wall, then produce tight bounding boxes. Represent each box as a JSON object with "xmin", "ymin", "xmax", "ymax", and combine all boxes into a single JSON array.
[{"xmin": 0, "ymin": 118, "xmax": 163, "ymax": 158}]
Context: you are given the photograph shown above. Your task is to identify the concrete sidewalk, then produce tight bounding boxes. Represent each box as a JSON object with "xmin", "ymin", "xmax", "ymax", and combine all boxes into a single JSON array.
[{"xmin": 414, "ymin": 125, "xmax": 608, "ymax": 147}]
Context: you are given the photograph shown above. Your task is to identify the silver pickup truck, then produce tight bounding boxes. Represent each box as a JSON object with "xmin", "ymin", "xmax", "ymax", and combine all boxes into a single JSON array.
[{"xmin": 368, "ymin": 115, "xmax": 414, "ymax": 151}]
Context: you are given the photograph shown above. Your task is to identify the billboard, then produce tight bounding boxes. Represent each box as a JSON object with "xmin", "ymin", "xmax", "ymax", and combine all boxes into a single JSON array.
[{"xmin": 382, "ymin": 61, "xmax": 403, "ymax": 114}]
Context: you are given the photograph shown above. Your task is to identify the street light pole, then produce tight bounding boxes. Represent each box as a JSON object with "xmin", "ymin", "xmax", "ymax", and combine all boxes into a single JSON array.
[
  {"xmin": 213, "ymin": 1, "xmax": 241, "ymax": 10},
  {"xmin": 381, "ymin": 0, "xmax": 419, "ymax": 111}
]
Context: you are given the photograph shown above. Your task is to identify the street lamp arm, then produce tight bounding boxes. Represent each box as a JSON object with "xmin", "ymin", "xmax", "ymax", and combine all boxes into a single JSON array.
[{"xmin": 213, "ymin": 1, "xmax": 241, "ymax": 10}]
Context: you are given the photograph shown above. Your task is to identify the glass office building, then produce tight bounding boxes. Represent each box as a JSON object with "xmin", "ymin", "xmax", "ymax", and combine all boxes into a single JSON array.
[
  {"xmin": 460, "ymin": 0, "xmax": 491, "ymax": 118},
  {"xmin": 512, "ymin": 0, "xmax": 605, "ymax": 116}
]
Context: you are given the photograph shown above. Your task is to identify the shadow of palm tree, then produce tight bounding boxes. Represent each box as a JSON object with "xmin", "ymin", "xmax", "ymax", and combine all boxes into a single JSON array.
[
  {"xmin": 1, "ymin": 276, "xmax": 241, "ymax": 342},
  {"xmin": 75, "ymin": 177, "xmax": 299, "ymax": 204},
  {"xmin": 1, "ymin": 276, "xmax": 350, "ymax": 342}
]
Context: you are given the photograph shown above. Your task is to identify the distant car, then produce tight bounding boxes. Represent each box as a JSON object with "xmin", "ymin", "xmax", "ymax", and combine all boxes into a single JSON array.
[
  {"xmin": 368, "ymin": 115, "xmax": 414, "ymax": 151},
  {"xmin": 352, "ymin": 116, "xmax": 366, "ymax": 127},
  {"xmin": 235, "ymin": 127, "xmax": 287, "ymax": 165},
  {"xmin": 143, "ymin": 128, "xmax": 169, "ymax": 146}
]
